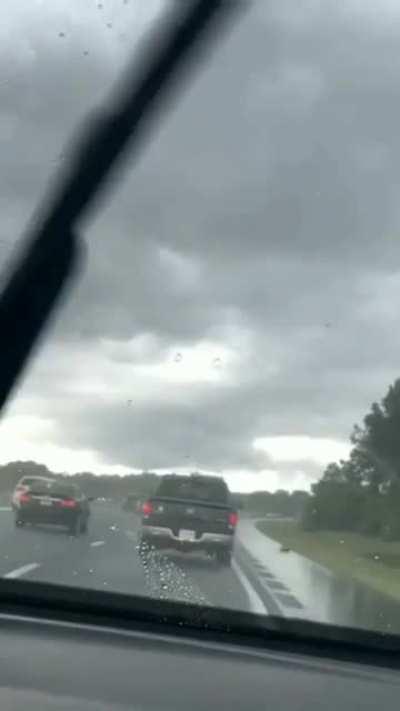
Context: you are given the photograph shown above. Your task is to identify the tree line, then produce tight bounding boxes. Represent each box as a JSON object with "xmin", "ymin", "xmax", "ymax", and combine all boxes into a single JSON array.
[
  {"xmin": 303, "ymin": 378, "xmax": 400, "ymax": 540},
  {"xmin": 0, "ymin": 460, "xmax": 309, "ymax": 516}
]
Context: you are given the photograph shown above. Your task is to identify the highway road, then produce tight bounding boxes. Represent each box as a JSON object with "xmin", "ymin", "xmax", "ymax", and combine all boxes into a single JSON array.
[
  {"xmin": 0, "ymin": 502, "xmax": 252, "ymax": 612},
  {"xmin": 1, "ymin": 502, "xmax": 400, "ymax": 637}
]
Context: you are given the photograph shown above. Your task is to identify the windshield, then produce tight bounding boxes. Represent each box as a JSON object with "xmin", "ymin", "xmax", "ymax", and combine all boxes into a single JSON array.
[{"xmin": 2, "ymin": 0, "xmax": 400, "ymax": 645}]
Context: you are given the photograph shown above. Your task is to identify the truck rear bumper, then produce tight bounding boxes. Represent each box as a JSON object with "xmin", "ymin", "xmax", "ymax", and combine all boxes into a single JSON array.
[{"xmin": 141, "ymin": 525, "xmax": 233, "ymax": 550}]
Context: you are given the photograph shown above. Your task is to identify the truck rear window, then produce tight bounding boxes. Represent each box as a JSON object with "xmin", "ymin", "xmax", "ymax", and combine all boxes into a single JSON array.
[{"xmin": 156, "ymin": 477, "xmax": 229, "ymax": 504}]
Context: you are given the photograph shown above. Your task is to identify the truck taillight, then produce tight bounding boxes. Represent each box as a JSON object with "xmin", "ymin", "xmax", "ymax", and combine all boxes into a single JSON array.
[
  {"xmin": 19, "ymin": 493, "xmax": 31, "ymax": 504},
  {"xmin": 142, "ymin": 501, "xmax": 153, "ymax": 516},
  {"xmin": 229, "ymin": 512, "xmax": 238, "ymax": 527}
]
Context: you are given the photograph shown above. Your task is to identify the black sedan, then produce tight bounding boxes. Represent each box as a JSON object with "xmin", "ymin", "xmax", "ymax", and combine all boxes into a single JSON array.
[{"xmin": 15, "ymin": 481, "xmax": 91, "ymax": 535}]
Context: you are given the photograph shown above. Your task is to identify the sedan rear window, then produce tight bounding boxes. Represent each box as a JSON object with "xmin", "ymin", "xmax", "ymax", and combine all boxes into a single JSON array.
[
  {"xmin": 49, "ymin": 484, "xmax": 80, "ymax": 499},
  {"xmin": 20, "ymin": 477, "xmax": 52, "ymax": 487}
]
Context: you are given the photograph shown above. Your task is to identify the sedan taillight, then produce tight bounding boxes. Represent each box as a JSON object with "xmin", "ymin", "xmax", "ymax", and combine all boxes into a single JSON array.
[
  {"xmin": 19, "ymin": 493, "xmax": 31, "ymax": 504},
  {"xmin": 60, "ymin": 499, "xmax": 77, "ymax": 508}
]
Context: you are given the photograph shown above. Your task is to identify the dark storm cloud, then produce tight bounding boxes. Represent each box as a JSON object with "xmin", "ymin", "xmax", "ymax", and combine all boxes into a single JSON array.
[{"xmin": 3, "ymin": 0, "xmax": 400, "ymax": 483}]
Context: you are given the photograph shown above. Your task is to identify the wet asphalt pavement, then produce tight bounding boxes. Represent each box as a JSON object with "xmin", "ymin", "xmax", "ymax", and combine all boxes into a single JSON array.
[{"xmin": 1, "ymin": 502, "xmax": 400, "ymax": 637}]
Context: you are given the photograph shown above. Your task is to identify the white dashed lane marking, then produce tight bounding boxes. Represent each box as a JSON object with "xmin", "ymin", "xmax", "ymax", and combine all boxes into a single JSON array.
[
  {"xmin": 4, "ymin": 562, "xmax": 41, "ymax": 579},
  {"xmin": 90, "ymin": 540, "xmax": 105, "ymax": 547}
]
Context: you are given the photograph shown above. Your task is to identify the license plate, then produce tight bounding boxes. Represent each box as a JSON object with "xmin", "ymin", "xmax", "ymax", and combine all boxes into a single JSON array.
[
  {"xmin": 179, "ymin": 529, "xmax": 195, "ymax": 542},
  {"xmin": 40, "ymin": 500, "xmax": 52, "ymax": 506}
]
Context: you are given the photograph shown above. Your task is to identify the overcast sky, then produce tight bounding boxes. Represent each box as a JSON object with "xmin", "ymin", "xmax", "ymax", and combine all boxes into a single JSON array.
[{"xmin": 1, "ymin": 0, "xmax": 400, "ymax": 492}]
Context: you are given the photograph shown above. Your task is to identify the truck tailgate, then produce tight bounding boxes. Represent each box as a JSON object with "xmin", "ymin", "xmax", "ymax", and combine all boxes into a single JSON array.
[{"xmin": 144, "ymin": 496, "xmax": 233, "ymax": 536}]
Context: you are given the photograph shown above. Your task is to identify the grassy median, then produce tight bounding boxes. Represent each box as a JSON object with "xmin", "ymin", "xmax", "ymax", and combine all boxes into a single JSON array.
[{"xmin": 256, "ymin": 519, "xmax": 400, "ymax": 603}]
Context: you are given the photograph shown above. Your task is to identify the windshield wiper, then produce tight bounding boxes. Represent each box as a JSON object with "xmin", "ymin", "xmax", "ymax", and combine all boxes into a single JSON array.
[{"xmin": 0, "ymin": 0, "xmax": 244, "ymax": 412}]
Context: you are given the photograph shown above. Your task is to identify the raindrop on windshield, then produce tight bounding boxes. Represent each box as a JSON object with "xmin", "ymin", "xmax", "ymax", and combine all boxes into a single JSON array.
[
  {"xmin": 213, "ymin": 357, "xmax": 222, "ymax": 368},
  {"xmin": 58, "ymin": 32, "xmax": 65, "ymax": 38},
  {"xmin": 174, "ymin": 352, "xmax": 182, "ymax": 363}
]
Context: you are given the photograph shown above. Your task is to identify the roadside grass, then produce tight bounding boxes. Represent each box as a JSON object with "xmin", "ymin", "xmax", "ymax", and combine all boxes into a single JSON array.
[{"xmin": 256, "ymin": 519, "xmax": 400, "ymax": 603}]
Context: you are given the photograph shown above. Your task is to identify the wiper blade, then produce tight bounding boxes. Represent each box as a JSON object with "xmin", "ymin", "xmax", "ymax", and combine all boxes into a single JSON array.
[{"xmin": 0, "ymin": 0, "xmax": 244, "ymax": 411}]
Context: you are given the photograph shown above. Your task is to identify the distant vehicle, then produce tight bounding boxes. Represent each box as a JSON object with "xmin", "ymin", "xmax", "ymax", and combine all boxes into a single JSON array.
[
  {"xmin": 11, "ymin": 476, "xmax": 55, "ymax": 510},
  {"xmin": 122, "ymin": 494, "xmax": 140, "ymax": 512},
  {"xmin": 14, "ymin": 480, "xmax": 91, "ymax": 535},
  {"xmin": 139, "ymin": 474, "xmax": 238, "ymax": 566}
]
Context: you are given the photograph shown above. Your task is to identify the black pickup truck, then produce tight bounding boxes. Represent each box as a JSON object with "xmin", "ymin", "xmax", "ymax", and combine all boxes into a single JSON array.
[{"xmin": 139, "ymin": 474, "xmax": 238, "ymax": 566}]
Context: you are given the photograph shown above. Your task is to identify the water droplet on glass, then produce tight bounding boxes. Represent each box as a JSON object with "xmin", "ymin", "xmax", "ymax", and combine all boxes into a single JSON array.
[
  {"xmin": 109, "ymin": 524, "xmax": 118, "ymax": 531},
  {"xmin": 339, "ymin": 540, "xmax": 344, "ymax": 545},
  {"xmin": 58, "ymin": 32, "xmax": 65, "ymax": 38},
  {"xmin": 174, "ymin": 352, "xmax": 182, "ymax": 363},
  {"xmin": 72, "ymin": 571, "xmax": 78, "ymax": 576},
  {"xmin": 89, "ymin": 569, "xmax": 94, "ymax": 574},
  {"xmin": 103, "ymin": 581, "xmax": 108, "ymax": 586},
  {"xmin": 97, "ymin": 3, "xmax": 103, "ymax": 8},
  {"xmin": 374, "ymin": 554, "xmax": 380, "ymax": 560},
  {"xmin": 107, "ymin": 22, "xmax": 112, "ymax": 28},
  {"xmin": 83, "ymin": 50, "xmax": 89, "ymax": 56},
  {"xmin": 213, "ymin": 357, "xmax": 222, "ymax": 368}
]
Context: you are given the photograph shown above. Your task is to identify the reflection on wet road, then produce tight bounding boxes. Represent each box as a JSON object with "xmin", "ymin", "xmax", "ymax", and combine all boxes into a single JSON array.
[
  {"xmin": 239, "ymin": 519, "xmax": 400, "ymax": 634},
  {"xmin": 1, "ymin": 503, "xmax": 400, "ymax": 637}
]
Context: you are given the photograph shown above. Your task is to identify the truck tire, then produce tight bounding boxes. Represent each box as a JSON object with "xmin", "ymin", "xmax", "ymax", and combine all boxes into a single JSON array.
[
  {"xmin": 69, "ymin": 516, "xmax": 81, "ymax": 536},
  {"xmin": 216, "ymin": 548, "xmax": 232, "ymax": 567},
  {"xmin": 80, "ymin": 517, "xmax": 88, "ymax": 534}
]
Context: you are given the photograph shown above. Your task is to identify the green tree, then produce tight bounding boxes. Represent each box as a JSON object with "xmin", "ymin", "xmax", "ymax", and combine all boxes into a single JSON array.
[{"xmin": 303, "ymin": 378, "xmax": 400, "ymax": 538}]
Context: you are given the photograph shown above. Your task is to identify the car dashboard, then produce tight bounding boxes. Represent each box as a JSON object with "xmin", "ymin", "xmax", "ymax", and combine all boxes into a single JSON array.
[{"xmin": 0, "ymin": 603, "xmax": 399, "ymax": 711}]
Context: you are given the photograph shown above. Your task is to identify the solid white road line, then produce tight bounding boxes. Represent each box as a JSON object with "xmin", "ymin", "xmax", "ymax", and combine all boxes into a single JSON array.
[
  {"xmin": 231, "ymin": 559, "xmax": 268, "ymax": 615},
  {"xmin": 90, "ymin": 540, "xmax": 105, "ymax": 547},
  {"xmin": 4, "ymin": 562, "xmax": 41, "ymax": 579}
]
